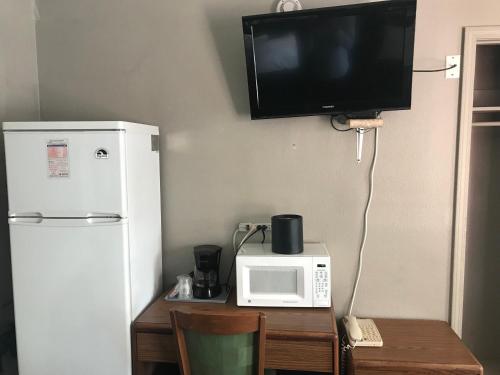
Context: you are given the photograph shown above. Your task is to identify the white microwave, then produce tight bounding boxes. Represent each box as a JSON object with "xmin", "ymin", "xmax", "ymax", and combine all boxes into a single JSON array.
[{"xmin": 236, "ymin": 243, "xmax": 331, "ymax": 308}]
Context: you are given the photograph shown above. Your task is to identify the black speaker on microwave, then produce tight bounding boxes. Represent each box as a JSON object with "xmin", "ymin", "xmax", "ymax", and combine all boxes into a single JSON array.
[{"xmin": 271, "ymin": 214, "xmax": 303, "ymax": 254}]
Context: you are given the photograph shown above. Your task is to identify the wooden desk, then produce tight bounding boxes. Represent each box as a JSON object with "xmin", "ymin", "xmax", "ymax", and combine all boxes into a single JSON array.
[
  {"xmin": 348, "ymin": 319, "xmax": 483, "ymax": 375},
  {"xmin": 132, "ymin": 291, "xmax": 339, "ymax": 374}
]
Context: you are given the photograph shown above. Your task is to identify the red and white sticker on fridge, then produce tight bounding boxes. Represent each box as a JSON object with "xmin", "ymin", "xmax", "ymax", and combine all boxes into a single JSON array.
[{"xmin": 47, "ymin": 140, "xmax": 69, "ymax": 177}]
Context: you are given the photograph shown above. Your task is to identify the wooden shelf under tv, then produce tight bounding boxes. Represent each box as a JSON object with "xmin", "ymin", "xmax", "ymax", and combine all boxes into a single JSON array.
[
  {"xmin": 472, "ymin": 121, "xmax": 500, "ymax": 127},
  {"xmin": 472, "ymin": 106, "xmax": 500, "ymax": 112}
]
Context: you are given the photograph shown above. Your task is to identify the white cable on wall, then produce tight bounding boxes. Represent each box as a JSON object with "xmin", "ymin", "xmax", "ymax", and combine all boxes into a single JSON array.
[
  {"xmin": 32, "ymin": 0, "xmax": 40, "ymax": 21},
  {"xmin": 347, "ymin": 128, "xmax": 380, "ymax": 317}
]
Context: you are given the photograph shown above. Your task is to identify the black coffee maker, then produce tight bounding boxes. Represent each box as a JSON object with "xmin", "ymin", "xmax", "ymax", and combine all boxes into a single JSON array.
[{"xmin": 192, "ymin": 245, "xmax": 222, "ymax": 299}]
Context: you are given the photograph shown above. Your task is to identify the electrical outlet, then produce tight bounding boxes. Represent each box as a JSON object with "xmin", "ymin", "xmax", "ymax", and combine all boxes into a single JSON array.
[
  {"xmin": 446, "ymin": 55, "xmax": 461, "ymax": 79},
  {"xmin": 238, "ymin": 222, "xmax": 272, "ymax": 232}
]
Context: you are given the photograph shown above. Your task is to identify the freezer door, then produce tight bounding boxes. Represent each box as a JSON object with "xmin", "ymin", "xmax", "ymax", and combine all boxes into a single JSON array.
[
  {"xmin": 4, "ymin": 131, "xmax": 128, "ymax": 217},
  {"xmin": 9, "ymin": 219, "xmax": 132, "ymax": 375}
]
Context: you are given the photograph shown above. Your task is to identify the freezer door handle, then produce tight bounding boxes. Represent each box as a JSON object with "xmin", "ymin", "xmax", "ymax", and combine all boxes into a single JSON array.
[
  {"xmin": 8, "ymin": 213, "xmax": 124, "ymax": 225},
  {"xmin": 8, "ymin": 216, "xmax": 43, "ymax": 224},
  {"xmin": 9, "ymin": 212, "xmax": 43, "ymax": 218},
  {"xmin": 86, "ymin": 212, "xmax": 122, "ymax": 218},
  {"xmin": 86, "ymin": 217, "xmax": 123, "ymax": 224},
  {"xmin": 8, "ymin": 213, "xmax": 43, "ymax": 224},
  {"xmin": 86, "ymin": 213, "xmax": 123, "ymax": 224}
]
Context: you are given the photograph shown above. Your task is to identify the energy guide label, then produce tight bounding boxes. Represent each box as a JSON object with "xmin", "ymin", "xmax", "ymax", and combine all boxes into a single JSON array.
[{"xmin": 47, "ymin": 140, "xmax": 69, "ymax": 177}]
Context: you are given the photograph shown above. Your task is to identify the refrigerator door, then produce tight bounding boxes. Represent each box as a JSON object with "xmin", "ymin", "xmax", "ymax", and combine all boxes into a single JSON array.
[
  {"xmin": 4, "ymin": 130, "xmax": 128, "ymax": 218},
  {"xmin": 9, "ymin": 218, "xmax": 132, "ymax": 375}
]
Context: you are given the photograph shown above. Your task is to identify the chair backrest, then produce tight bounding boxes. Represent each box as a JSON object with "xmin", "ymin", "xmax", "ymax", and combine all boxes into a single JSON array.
[{"xmin": 170, "ymin": 308, "xmax": 266, "ymax": 375}]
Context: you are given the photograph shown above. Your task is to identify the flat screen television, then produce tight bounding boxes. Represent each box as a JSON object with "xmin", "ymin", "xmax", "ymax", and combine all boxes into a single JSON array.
[{"xmin": 242, "ymin": 0, "xmax": 417, "ymax": 119}]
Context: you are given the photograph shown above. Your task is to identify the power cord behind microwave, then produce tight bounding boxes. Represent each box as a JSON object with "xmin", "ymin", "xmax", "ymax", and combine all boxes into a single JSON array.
[{"xmin": 225, "ymin": 225, "xmax": 267, "ymax": 291}]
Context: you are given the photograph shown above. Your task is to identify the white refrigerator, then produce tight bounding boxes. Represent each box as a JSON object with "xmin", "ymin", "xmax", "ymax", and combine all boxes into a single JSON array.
[{"xmin": 3, "ymin": 121, "xmax": 163, "ymax": 375}]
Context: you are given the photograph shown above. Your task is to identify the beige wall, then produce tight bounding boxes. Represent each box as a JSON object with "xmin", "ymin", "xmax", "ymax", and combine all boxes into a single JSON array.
[
  {"xmin": 0, "ymin": 0, "xmax": 40, "ymax": 331},
  {"xmin": 34, "ymin": 0, "xmax": 500, "ymax": 320}
]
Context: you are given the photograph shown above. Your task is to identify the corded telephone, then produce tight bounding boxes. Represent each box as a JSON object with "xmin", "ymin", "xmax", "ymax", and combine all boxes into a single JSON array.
[{"xmin": 343, "ymin": 316, "xmax": 383, "ymax": 347}]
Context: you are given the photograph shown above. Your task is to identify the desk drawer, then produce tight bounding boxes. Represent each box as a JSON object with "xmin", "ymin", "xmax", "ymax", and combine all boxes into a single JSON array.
[
  {"xmin": 350, "ymin": 368, "xmax": 482, "ymax": 375},
  {"xmin": 136, "ymin": 333, "xmax": 334, "ymax": 373},
  {"xmin": 136, "ymin": 333, "xmax": 177, "ymax": 363},
  {"xmin": 266, "ymin": 339, "xmax": 333, "ymax": 373}
]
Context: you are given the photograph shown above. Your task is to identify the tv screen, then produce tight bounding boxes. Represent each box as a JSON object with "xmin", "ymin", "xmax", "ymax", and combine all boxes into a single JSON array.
[{"xmin": 242, "ymin": 0, "xmax": 417, "ymax": 119}]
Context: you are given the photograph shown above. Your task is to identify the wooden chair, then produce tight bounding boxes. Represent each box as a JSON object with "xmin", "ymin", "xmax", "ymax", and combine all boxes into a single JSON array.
[{"xmin": 170, "ymin": 308, "xmax": 266, "ymax": 375}]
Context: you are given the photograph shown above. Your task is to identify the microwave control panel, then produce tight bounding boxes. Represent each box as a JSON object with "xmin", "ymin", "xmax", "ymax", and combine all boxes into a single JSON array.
[{"xmin": 313, "ymin": 257, "xmax": 331, "ymax": 307}]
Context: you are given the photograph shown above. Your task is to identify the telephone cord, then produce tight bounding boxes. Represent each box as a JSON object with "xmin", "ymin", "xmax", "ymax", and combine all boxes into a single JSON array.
[{"xmin": 347, "ymin": 128, "xmax": 380, "ymax": 317}]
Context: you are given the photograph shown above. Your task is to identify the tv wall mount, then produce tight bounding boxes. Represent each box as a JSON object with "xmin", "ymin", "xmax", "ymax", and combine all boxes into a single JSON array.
[
  {"xmin": 276, "ymin": 0, "xmax": 303, "ymax": 12},
  {"xmin": 332, "ymin": 112, "xmax": 384, "ymax": 163}
]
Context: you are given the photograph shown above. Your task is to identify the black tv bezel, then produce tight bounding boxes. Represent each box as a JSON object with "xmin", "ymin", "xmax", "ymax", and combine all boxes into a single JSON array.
[{"xmin": 242, "ymin": 0, "xmax": 417, "ymax": 120}]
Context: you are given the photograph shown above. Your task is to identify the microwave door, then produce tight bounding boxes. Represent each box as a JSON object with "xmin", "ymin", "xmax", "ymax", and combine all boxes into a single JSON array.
[{"xmin": 237, "ymin": 257, "xmax": 313, "ymax": 307}]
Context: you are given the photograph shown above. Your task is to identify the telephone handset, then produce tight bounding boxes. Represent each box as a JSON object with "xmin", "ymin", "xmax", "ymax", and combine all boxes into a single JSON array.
[
  {"xmin": 344, "ymin": 316, "xmax": 363, "ymax": 343},
  {"xmin": 343, "ymin": 316, "xmax": 383, "ymax": 347}
]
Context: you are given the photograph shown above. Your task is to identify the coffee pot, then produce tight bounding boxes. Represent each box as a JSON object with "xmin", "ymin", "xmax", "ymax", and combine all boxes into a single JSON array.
[{"xmin": 192, "ymin": 245, "xmax": 222, "ymax": 299}]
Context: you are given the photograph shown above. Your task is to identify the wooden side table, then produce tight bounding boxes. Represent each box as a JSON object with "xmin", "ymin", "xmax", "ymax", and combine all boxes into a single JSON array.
[{"xmin": 348, "ymin": 319, "xmax": 483, "ymax": 375}]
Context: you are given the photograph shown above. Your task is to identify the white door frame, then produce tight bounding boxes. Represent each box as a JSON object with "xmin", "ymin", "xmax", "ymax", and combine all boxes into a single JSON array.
[{"xmin": 452, "ymin": 26, "xmax": 500, "ymax": 337}]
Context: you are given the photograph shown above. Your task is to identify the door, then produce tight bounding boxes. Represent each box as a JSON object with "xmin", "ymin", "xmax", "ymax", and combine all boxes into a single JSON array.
[
  {"xmin": 9, "ymin": 218, "xmax": 132, "ymax": 375},
  {"xmin": 4, "ymin": 131, "xmax": 128, "ymax": 218}
]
